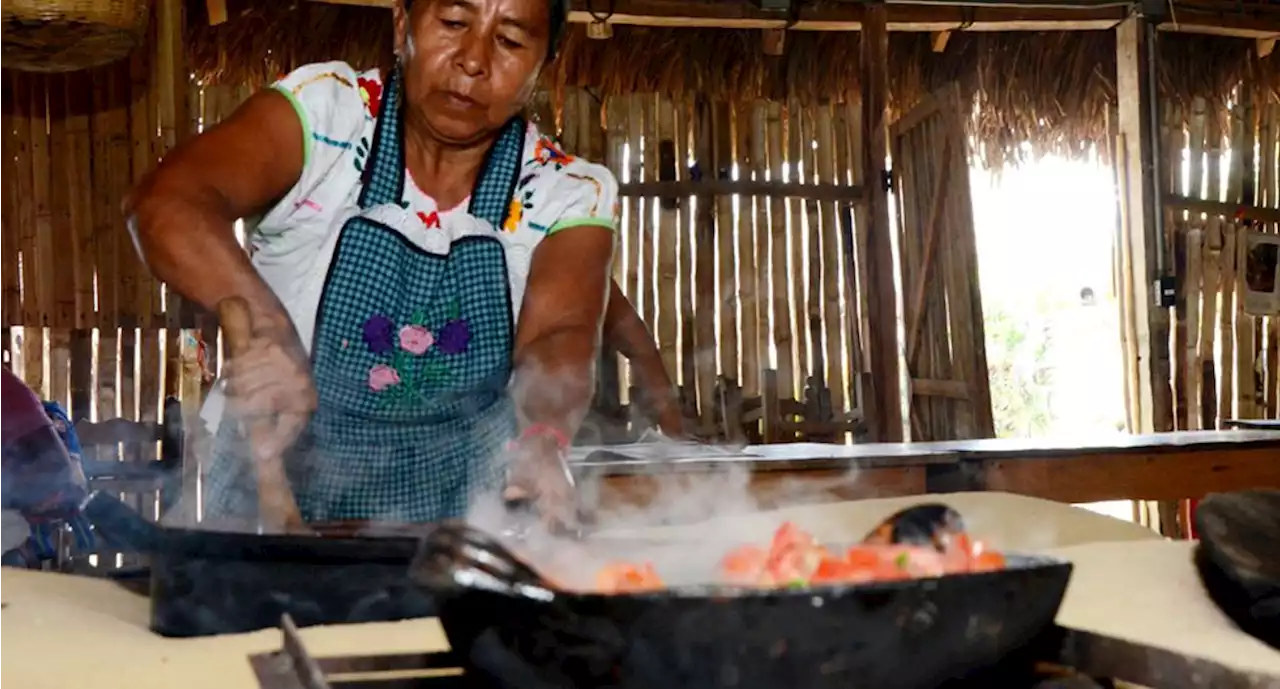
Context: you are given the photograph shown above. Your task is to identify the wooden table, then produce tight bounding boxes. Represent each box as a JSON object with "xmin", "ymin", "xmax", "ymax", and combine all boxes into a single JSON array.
[{"xmin": 572, "ymin": 430, "xmax": 1280, "ymax": 514}]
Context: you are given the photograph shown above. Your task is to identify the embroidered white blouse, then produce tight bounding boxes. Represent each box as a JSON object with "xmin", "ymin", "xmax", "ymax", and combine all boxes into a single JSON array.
[{"xmin": 202, "ymin": 60, "xmax": 619, "ymax": 433}]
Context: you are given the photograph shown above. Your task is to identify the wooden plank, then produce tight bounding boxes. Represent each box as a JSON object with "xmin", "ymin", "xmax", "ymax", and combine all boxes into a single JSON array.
[
  {"xmin": 48, "ymin": 328, "xmax": 71, "ymax": 408},
  {"xmin": 751, "ymin": 103, "xmax": 775, "ymax": 439},
  {"xmin": 844, "ymin": 101, "xmax": 868, "ymax": 380},
  {"xmin": 800, "ymin": 107, "xmax": 827, "ymax": 426},
  {"xmin": 1115, "ymin": 17, "xmax": 1166, "ymax": 434},
  {"xmin": 65, "ymin": 71, "xmax": 97, "ymax": 330},
  {"xmin": 29, "ymin": 75, "xmax": 54, "ymax": 328},
  {"xmin": 816, "ymin": 104, "xmax": 845, "ymax": 419},
  {"xmin": 128, "ymin": 36, "xmax": 155, "ymax": 328},
  {"xmin": 9, "ymin": 73, "xmax": 36, "ymax": 329},
  {"xmin": 1236, "ymin": 227, "xmax": 1257, "ymax": 419},
  {"xmin": 735, "ymin": 102, "xmax": 760, "ymax": 400},
  {"xmin": 619, "ymin": 178, "xmax": 864, "ymax": 202},
  {"xmin": 694, "ymin": 99, "xmax": 717, "ymax": 431},
  {"xmin": 1218, "ymin": 223, "xmax": 1237, "ymax": 423},
  {"xmin": 139, "ymin": 329, "xmax": 164, "ymax": 424},
  {"xmin": 1, "ymin": 74, "xmax": 19, "ymax": 323},
  {"xmin": 980, "ymin": 448, "xmax": 1280, "ymax": 503},
  {"xmin": 1184, "ymin": 228, "xmax": 1203, "ymax": 430},
  {"xmin": 1199, "ymin": 219, "xmax": 1222, "ymax": 428},
  {"xmin": 640, "ymin": 96, "xmax": 659, "ymax": 336},
  {"xmin": 715, "ymin": 103, "xmax": 739, "ymax": 388},
  {"xmin": 765, "ymin": 102, "xmax": 795, "ymax": 409},
  {"xmin": 47, "ymin": 71, "xmax": 73, "ymax": 327},
  {"xmin": 655, "ymin": 100, "xmax": 679, "ymax": 389},
  {"xmin": 785, "ymin": 103, "xmax": 809, "ymax": 403},
  {"xmin": 624, "ymin": 96, "xmax": 645, "ymax": 332},
  {"xmin": 860, "ymin": 2, "xmax": 901, "ymax": 441},
  {"xmin": 676, "ymin": 99, "xmax": 697, "ymax": 415}
]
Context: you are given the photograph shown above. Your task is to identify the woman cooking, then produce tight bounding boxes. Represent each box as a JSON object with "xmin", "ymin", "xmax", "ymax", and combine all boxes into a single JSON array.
[{"xmin": 127, "ymin": 0, "xmax": 673, "ymax": 529}]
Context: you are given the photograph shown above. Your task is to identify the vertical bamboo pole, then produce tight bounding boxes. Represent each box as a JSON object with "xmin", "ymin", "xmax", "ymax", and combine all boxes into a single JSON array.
[
  {"xmin": 641, "ymin": 96, "xmax": 660, "ymax": 340},
  {"xmin": 816, "ymin": 104, "xmax": 846, "ymax": 420},
  {"xmin": 676, "ymin": 99, "xmax": 697, "ymax": 416},
  {"xmin": 715, "ymin": 103, "xmax": 740, "ymax": 388},
  {"xmin": 1218, "ymin": 222, "xmax": 1237, "ymax": 423},
  {"xmin": 766, "ymin": 102, "xmax": 795, "ymax": 427},
  {"xmin": 751, "ymin": 103, "xmax": 775, "ymax": 439},
  {"xmin": 785, "ymin": 103, "xmax": 809, "ymax": 401},
  {"xmin": 1182, "ymin": 225, "xmax": 1201, "ymax": 431},
  {"xmin": 66, "ymin": 72, "xmax": 97, "ymax": 332},
  {"xmin": 1200, "ymin": 218, "xmax": 1221, "ymax": 429},
  {"xmin": 694, "ymin": 99, "xmax": 718, "ymax": 431},
  {"xmin": 859, "ymin": 3, "xmax": 901, "ymax": 441},
  {"xmin": 800, "ymin": 107, "xmax": 827, "ymax": 428},
  {"xmin": 1, "ymin": 75, "xmax": 20, "ymax": 321},
  {"xmin": 654, "ymin": 99, "xmax": 680, "ymax": 392},
  {"xmin": 736, "ymin": 101, "xmax": 761, "ymax": 401}
]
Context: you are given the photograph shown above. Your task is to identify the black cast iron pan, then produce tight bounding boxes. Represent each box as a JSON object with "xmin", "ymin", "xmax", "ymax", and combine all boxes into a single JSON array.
[
  {"xmin": 411, "ymin": 504, "xmax": 1075, "ymax": 689},
  {"xmin": 1193, "ymin": 489, "xmax": 1280, "ymax": 650},
  {"xmin": 82, "ymin": 491, "xmax": 435, "ymax": 636}
]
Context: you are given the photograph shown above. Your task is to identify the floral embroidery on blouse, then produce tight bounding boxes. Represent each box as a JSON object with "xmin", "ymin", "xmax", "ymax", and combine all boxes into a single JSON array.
[
  {"xmin": 418, "ymin": 210, "xmax": 441, "ymax": 229},
  {"xmin": 532, "ymin": 136, "xmax": 574, "ymax": 170},
  {"xmin": 357, "ymin": 76, "xmax": 383, "ymax": 120},
  {"xmin": 565, "ymin": 172, "xmax": 604, "ymax": 216},
  {"xmin": 503, "ymin": 199, "xmax": 523, "ymax": 233},
  {"xmin": 353, "ymin": 135, "xmax": 371, "ymax": 172},
  {"xmin": 288, "ymin": 71, "xmax": 355, "ymax": 95},
  {"xmin": 361, "ymin": 303, "xmax": 472, "ymax": 404}
]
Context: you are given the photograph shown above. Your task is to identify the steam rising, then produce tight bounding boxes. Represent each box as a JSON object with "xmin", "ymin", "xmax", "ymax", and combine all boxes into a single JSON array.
[{"xmin": 464, "ymin": 433, "xmax": 868, "ymax": 590}]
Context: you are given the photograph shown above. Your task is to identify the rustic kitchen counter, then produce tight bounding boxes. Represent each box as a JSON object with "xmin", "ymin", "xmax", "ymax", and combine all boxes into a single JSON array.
[
  {"xmin": 3, "ymin": 494, "xmax": 1278, "ymax": 689},
  {"xmin": 574, "ymin": 430, "xmax": 1280, "ymax": 511}
]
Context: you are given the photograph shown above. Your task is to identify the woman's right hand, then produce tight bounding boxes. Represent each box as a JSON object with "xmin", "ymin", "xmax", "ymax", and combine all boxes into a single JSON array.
[{"xmin": 222, "ymin": 321, "xmax": 318, "ymax": 462}]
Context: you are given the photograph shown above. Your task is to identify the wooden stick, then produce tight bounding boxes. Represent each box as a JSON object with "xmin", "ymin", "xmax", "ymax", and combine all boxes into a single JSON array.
[{"xmin": 217, "ymin": 297, "xmax": 305, "ymax": 531}]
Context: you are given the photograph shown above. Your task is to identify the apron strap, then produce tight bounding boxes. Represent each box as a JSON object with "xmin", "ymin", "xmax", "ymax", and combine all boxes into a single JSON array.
[
  {"xmin": 467, "ymin": 116, "xmax": 526, "ymax": 229},
  {"xmin": 359, "ymin": 65, "xmax": 526, "ymax": 228},
  {"xmin": 358, "ymin": 66, "xmax": 406, "ymax": 209}
]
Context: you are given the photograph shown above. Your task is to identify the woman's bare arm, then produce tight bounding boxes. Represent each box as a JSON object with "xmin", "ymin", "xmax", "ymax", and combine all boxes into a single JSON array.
[
  {"xmin": 124, "ymin": 90, "xmax": 305, "ymax": 330},
  {"xmin": 511, "ymin": 228, "xmax": 615, "ymax": 439},
  {"xmin": 601, "ymin": 280, "xmax": 685, "ymax": 436}
]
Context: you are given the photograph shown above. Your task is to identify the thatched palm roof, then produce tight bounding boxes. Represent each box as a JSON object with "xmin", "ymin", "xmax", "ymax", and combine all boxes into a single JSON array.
[{"xmin": 187, "ymin": 1, "xmax": 1280, "ymax": 166}]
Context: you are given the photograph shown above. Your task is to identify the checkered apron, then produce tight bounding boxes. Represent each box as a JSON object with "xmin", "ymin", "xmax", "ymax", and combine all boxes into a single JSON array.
[{"xmin": 204, "ymin": 67, "xmax": 525, "ymax": 524}]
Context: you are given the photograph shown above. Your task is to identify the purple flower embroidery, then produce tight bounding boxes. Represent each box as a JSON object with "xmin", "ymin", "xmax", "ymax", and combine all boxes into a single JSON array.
[
  {"xmin": 436, "ymin": 319, "xmax": 471, "ymax": 354},
  {"xmin": 362, "ymin": 314, "xmax": 395, "ymax": 355}
]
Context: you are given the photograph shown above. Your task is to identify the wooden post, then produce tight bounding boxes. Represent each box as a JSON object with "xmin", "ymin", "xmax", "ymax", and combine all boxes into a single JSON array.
[
  {"xmin": 1115, "ymin": 16, "xmax": 1173, "ymax": 434},
  {"xmin": 859, "ymin": 3, "xmax": 902, "ymax": 442}
]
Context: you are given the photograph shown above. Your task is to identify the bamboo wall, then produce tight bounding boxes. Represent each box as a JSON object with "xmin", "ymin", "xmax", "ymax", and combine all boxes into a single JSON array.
[
  {"xmin": 1, "ymin": 62, "xmax": 875, "ymax": 444},
  {"xmin": 0, "ymin": 2, "xmax": 210, "ymax": 433},
  {"xmin": 551, "ymin": 90, "xmax": 872, "ymax": 443},
  {"xmin": 1159, "ymin": 94, "xmax": 1280, "ymax": 430}
]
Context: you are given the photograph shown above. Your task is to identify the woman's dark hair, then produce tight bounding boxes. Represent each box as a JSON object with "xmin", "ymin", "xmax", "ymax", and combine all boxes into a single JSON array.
[{"xmin": 404, "ymin": 0, "xmax": 569, "ymax": 61}]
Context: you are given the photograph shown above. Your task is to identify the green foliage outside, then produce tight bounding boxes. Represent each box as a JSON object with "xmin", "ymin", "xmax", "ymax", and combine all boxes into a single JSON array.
[{"xmin": 984, "ymin": 304, "xmax": 1055, "ymax": 439}]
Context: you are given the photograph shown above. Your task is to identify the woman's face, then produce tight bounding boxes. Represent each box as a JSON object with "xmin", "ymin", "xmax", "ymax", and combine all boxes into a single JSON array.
[{"xmin": 396, "ymin": 0, "xmax": 550, "ymax": 145}]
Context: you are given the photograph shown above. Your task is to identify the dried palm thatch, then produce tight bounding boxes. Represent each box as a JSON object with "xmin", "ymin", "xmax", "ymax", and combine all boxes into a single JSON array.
[{"xmin": 186, "ymin": 1, "xmax": 1280, "ymax": 167}]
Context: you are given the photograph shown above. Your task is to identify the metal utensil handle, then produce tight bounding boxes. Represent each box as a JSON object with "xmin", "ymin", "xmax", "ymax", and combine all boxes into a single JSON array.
[
  {"xmin": 414, "ymin": 521, "xmax": 555, "ymax": 600},
  {"xmin": 218, "ymin": 297, "xmax": 305, "ymax": 532}
]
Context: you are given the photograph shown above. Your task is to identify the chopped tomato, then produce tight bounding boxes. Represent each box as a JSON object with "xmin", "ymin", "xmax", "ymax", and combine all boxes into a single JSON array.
[
  {"xmin": 596, "ymin": 562, "xmax": 664, "ymax": 593},
  {"xmin": 719, "ymin": 545, "xmax": 769, "ymax": 585},
  {"xmin": 971, "ymin": 550, "xmax": 1006, "ymax": 573},
  {"xmin": 588, "ymin": 520, "xmax": 1008, "ymax": 593},
  {"xmin": 769, "ymin": 521, "xmax": 816, "ymax": 554}
]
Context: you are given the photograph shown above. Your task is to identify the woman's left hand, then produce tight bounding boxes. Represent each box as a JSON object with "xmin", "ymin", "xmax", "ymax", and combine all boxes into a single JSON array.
[{"xmin": 502, "ymin": 432, "xmax": 579, "ymax": 532}]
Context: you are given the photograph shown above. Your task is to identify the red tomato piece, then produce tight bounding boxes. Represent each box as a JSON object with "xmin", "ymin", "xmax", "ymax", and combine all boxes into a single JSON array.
[
  {"xmin": 596, "ymin": 562, "xmax": 664, "ymax": 593},
  {"xmin": 971, "ymin": 550, "xmax": 1007, "ymax": 572},
  {"xmin": 720, "ymin": 545, "xmax": 769, "ymax": 585}
]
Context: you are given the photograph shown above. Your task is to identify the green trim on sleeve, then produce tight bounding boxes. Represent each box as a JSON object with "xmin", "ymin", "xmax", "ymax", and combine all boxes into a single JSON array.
[
  {"xmin": 271, "ymin": 85, "xmax": 312, "ymax": 170},
  {"xmin": 547, "ymin": 217, "xmax": 617, "ymax": 236}
]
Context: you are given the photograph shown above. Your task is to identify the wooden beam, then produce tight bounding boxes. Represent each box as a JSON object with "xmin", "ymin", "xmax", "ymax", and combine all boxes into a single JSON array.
[
  {"xmin": 618, "ymin": 179, "xmax": 863, "ymax": 202},
  {"xmin": 931, "ymin": 30, "xmax": 951, "ymax": 53},
  {"xmin": 1164, "ymin": 194, "xmax": 1280, "ymax": 225},
  {"xmin": 1116, "ymin": 17, "xmax": 1173, "ymax": 435},
  {"xmin": 306, "ymin": 0, "xmax": 1280, "ymax": 38},
  {"xmin": 860, "ymin": 3, "xmax": 902, "ymax": 443}
]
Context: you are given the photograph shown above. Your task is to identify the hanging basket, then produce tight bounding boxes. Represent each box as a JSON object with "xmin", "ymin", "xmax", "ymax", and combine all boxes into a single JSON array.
[{"xmin": 2, "ymin": 0, "xmax": 152, "ymax": 73}]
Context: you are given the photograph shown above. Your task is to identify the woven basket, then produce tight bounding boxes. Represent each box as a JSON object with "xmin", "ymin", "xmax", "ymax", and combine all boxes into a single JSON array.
[{"xmin": 2, "ymin": 0, "xmax": 152, "ymax": 73}]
